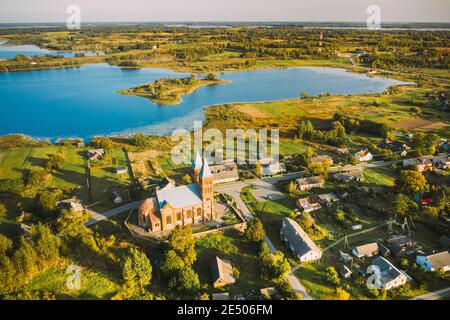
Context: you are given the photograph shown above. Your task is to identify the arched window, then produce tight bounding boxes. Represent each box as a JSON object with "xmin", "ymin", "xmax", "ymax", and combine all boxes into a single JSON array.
[
  {"xmin": 196, "ymin": 208, "xmax": 202, "ymax": 216},
  {"xmin": 187, "ymin": 210, "xmax": 192, "ymax": 218},
  {"xmin": 176, "ymin": 211, "xmax": 182, "ymax": 221},
  {"xmin": 166, "ymin": 215, "xmax": 172, "ymax": 225}
]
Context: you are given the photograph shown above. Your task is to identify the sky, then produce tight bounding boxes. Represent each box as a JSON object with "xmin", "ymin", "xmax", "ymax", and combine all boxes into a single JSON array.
[{"xmin": 0, "ymin": 0, "xmax": 449, "ymax": 23}]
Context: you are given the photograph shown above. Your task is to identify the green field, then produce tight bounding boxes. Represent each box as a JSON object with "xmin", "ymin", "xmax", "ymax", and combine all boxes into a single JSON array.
[
  {"xmin": 18, "ymin": 264, "xmax": 121, "ymax": 300},
  {"xmin": 89, "ymin": 148, "xmax": 131, "ymax": 205}
]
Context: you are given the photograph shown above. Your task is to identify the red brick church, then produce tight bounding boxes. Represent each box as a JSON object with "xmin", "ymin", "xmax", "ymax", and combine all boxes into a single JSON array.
[{"xmin": 138, "ymin": 152, "xmax": 215, "ymax": 232}]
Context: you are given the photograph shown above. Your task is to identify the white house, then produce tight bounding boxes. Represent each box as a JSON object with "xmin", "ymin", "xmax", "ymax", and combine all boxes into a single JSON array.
[
  {"xmin": 416, "ymin": 251, "xmax": 450, "ymax": 272},
  {"xmin": 371, "ymin": 256, "xmax": 410, "ymax": 290},
  {"xmin": 354, "ymin": 150, "xmax": 373, "ymax": 162},
  {"xmin": 280, "ymin": 217, "xmax": 322, "ymax": 262},
  {"xmin": 262, "ymin": 162, "xmax": 286, "ymax": 177}
]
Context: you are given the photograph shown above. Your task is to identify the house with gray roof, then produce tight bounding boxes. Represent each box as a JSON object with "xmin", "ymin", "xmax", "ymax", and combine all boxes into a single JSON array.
[
  {"xmin": 210, "ymin": 256, "xmax": 236, "ymax": 288},
  {"xmin": 210, "ymin": 162, "xmax": 239, "ymax": 184},
  {"xmin": 280, "ymin": 217, "xmax": 322, "ymax": 262},
  {"xmin": 371, "ymin": 256, "xmax": 410, "ymax": 290},
  {"xmin": 416, "ymin": 251, "xmax": 450, "ymax": 272},
  {"xmin": 351, "ymin": 242, "xmax": 379, "ymax": 258}
]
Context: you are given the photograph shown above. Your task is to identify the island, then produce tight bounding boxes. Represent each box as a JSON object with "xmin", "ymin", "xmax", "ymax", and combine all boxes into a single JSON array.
[{"xmin": 117, "ymin": 73, "xmax": 230, "ymax": 106}]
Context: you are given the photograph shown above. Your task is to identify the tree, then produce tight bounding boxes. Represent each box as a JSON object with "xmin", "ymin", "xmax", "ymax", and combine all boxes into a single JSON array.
[
  {"xmin": 288, "ymin": 181, "xmax": 297, "ymax": 194},
  {"xmin": 245, "ymin": 218, "xmax": 265, "ymax": 242},
  {"xmin": 123, "ymin": 248, "xmax": 153, "ymax": 288},
  {"xmin": 305, "ymin": 147, "xmax": 315, "ymax": 163},
  {"xmin": 396, "ymin": 170, "xmax": 429, "ymax": 195},
  {"xmin": 326, "ymin": 266, "xmax": 340, "ymax": 287},
  {"xmin": 167, "ymin": 225, "xmax": 196, "ymax": 266},
  {"xmin": 134, "ymin": 133, "xmax": 149, "ymax": 147},
  {"xmin": 46, "ymin": 153, "xmax": 65, "ymax": 171},
  {"xmin": 423, "ymin": 206, "xmax": 440, "ymax": 221},
  {"xmin": 299, "ymin": 212, "xmax": 315, "ymax": 229},
  {"xmin": 411, "ymin": 133, "xmax": 440, "ymax": 156},
  {"xmin": 182, "ymin": 174, "xmax": 192, "ymax": 184},
  {"xmin": 394, "ymin": 193, "xmax": 419, "ymax": 217},
  {"xmin": 170, "ymin": 267, "xmax": 200, "ymax": 292},
  {"xmin": 0, "ymin": 202, "xmax": 6, "ymax": 221},
  {"xmin": 308, "ymin": 161, "xmax": 330, "ymax": 178},
  {"xmin": 300, "ymin": 91, "xmax": 309, "ymax": 99},
  {"xmin": 37, "ymin": 189, "xmax": 63, "ymax": 216},
  {"xmin": 335, "ymin": 288, "xmax": 350, "ymax": 300},
  {"xmin": 263, "ymin": 251, "xmax": 291, "ymax": 283},
  {"xmin": 161, "ymin": 250, "xmax": 185, "ymax": 274},
  {"xmin": 0, "ymin": 234, "xmax": 12, "ymax": 255},
  {"xmin": 204, "ymin": 73, "xmax": 218, "ymax": 81}
]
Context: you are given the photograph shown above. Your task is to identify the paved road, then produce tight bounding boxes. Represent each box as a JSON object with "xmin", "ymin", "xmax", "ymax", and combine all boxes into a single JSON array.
[
  {"xmin": 84, "ymin": 200, "xmax": 143, "ymax": 226},
  {"xmin": 410, "ymin": 287, "xmax": 450, "ymax": 300}
]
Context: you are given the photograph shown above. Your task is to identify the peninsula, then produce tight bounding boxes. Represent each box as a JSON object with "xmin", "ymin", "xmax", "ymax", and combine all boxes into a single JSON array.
[{"xmin": 118, "ymin": 73, "xmax": 229, "ymax": 105}]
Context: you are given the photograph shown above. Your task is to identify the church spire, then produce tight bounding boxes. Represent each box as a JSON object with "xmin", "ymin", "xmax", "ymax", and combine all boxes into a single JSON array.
[
  {"xmin": 200, "ymin": 157, "xmax": 213, "ymax": 178},
  {"xmin": 192, "ymin": 151, "xmax": 203, "ymax": 170}
]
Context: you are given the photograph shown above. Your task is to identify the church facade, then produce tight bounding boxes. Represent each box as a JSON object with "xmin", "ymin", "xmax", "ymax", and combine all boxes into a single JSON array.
[{"xmin": 138, "ymin": 153, "xmax": 215, "ymax": 232}]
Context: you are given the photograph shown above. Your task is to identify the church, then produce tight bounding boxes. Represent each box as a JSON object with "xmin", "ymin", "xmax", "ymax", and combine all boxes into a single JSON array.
[{"xmin": 138, "ymin": 152, "xmax": 215, "ymax": 232}]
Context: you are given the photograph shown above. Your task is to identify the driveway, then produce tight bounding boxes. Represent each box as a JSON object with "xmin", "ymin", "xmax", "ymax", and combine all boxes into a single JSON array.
[{"xmin": 84, "ymin": 200, "xmax": 144, "ymax": 226}]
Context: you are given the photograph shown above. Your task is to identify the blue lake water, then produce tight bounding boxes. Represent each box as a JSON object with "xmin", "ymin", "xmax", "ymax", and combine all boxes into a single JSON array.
[
  {"xmin": 0, "ymin": 40, "xmax": 103, "ymax": 59},
  {"xmin": 0, "ymin": 63, "xmax": 406, "ymax": 140}
]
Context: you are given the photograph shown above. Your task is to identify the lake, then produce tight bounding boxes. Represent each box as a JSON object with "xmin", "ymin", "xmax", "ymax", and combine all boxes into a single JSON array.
[
  {"xmin": 0, "ymin": 63, "xmax": 406, "ymax": 140},
  {"xmin": 0, "ymin": 40, "xmax": 103, "ymax": 59}
]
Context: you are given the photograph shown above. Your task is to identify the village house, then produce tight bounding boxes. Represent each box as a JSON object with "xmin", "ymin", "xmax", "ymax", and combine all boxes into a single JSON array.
[
  {"xmin": 56, "ymin": 198, "xmax": 84, "ymax": 212},
  {"xmin": 261, "ymin": 162, "xmax": 286, "ymax": 177},
  {"xmin": 115, "ymin": 166, "xmax": 127, "ymax": 175},
  {"xmin": 371, "ymin": 257, "xmax": 410, "ymax": 290},
  {"xmin": 333, "ymin": 170, "xmax": 363, "ymax": 183},
  {"xmin": 280, "ymin": 217, "xmax": 322, "ymax": 262},
  {"xmin": 388, "ymin": 235, "xmax": 417, "ymax": 258},
  {"xmin": 432, "ymin": 154, "xmax": 450, "ymax": 170},
  {"xmin": 87, "ymin": 149, "xmax": 105, "ymax": 161},
  {"xmin": 210, "ymin": 256, "xmax": 236, "ymax": 288},
  {"xmin": 310, "ymin": 155, "xmax": 334, "ymax": 166},
  {"xmin": 295, "ymin": 176, "xmax": 324, "ymax": 191},
  {"xmin": 318, "ymin": 193, "xmax": 340, "ymax": 205},
  {"xmin": 351, "ymin": 242, "xmax": 379, "ymax": 258},
  {"xmin": 379, "ymin": 139, "xmax": 411, "ymax": 157},
  {"xmin": 138, "ymin": 153, "xmax": 215, "ymax": 232},
  {"xmin": 354, "ymin": 150, "xmax": 373, "ymax": 162},
  {"xmin": 403, "ymin": 157, "xmax": 433, "ymax": 172},
  {"xmin": 416, "ymin": 251, "xmax": 450, "ymax": 272},
  {"xmin": 296, "ymin": 196, "xmax": 322, "ymax": 213},
  {"xmin": 209, "ymin": 162, "xmax": 239, "ymax": 184}
]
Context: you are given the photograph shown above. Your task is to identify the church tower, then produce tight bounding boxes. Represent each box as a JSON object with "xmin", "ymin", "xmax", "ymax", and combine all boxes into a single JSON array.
[
  {"xmin": 199, "ymin": 158, "xmax": 215, "ymax": 220},
  {"xmin": 192, "ymin": 151, "xmax": 203, "ymax": 183}
]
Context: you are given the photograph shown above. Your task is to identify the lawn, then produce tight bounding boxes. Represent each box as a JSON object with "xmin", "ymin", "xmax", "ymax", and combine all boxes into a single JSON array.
[
  {"xmin": 89, "ymin": 148, "xmax": 131, "ymax": 206},
  {"xmin": 363, "ymin": 167, "xmax": 397, "ymax": 187},
  {"xmin": 195, "ymin": 230, "xmax": 275, "ymax": 299},
  {"xmin": 20, "ymin": 264, "xmax": 121, "ymax": 300},
  {"xmin": 0, "ymin": 147, "xmax": 32, "ymax": 180}
]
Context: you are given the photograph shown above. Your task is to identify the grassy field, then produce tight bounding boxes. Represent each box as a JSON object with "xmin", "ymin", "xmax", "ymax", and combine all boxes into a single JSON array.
[
  {"xmin": 195, "ymin": 230, "xmax": 275, "ymax": 299},
  {"xmin": 89, "ymin": 148, "xmax": 131, "ymax": 206},
  {"xmin": 363, "ymin": 167, "xmax": 397, "ymax": 187},
  {"xmin": 0, "ymin": 146, "xmax": 88, "ymax": 200},
  {"xmin": 19, "ymin": 264, "xmax": 121, "ymax": 300}
]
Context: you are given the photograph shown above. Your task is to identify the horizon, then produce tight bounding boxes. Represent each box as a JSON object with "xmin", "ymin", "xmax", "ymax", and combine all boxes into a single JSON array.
[{"xmin": 1, "ymin": 0, "xmax": 449, "ymax": 24}]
